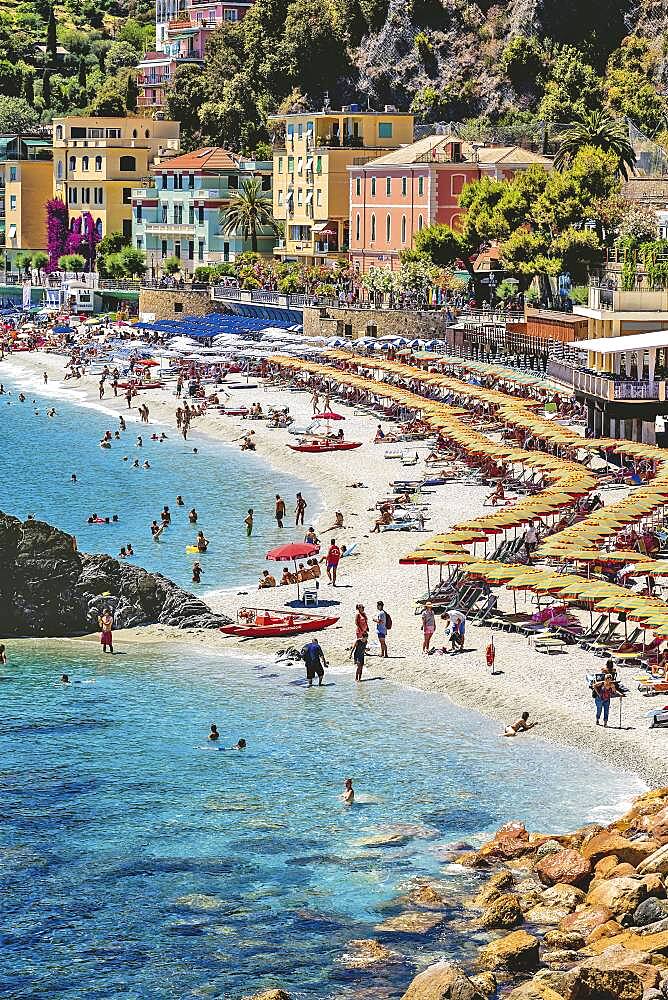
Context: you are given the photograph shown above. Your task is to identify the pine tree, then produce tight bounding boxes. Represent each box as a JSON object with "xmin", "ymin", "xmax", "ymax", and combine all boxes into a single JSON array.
[
  {"xmin": 125, "ymin": 71, "xmax": 137, "ymax": 112},
  {"xmin": 78, "ymin": 57, "xmax": 87, "ymax": 89},
  {"xmin": 24, "ymin": 71, "xmax": 34, "ymax": 105},
  {"xmin": 42, "ymin": 70, "xmax": 51, "ymax": 107},
  {"xmin": 46, "ymin": 5, "xmax": 57, "ymax": 65}
]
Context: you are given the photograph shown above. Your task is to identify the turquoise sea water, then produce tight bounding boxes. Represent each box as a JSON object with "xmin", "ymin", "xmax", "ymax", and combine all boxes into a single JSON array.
[
  {"xmin": 0, "ymin": 372, "xmax": 311, "ymax": 594},
  {"xmin": 0, "ymin": 368, "xmax": 646, "ymax": 998}
]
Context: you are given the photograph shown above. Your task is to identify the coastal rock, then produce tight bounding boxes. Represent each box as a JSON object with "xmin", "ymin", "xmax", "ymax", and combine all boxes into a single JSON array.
[
  {"xmin": 375, "ymin": 911, "xmax": 444, "ymax": 934},
  {"xmin": 476, "ymin": 930, "xmax": 541, "ymax": 972},
  {"xmin": 535, "ymin": 850, "xmax": 592, "ymax": 888},
  {"xmin": 480, "ymin": 893, "xmax": 524, "ymax": 929},
  {"xmin": 470, "ymin": 974, "xmax": 497, "ymax": 998},
  {"xmin": 587, "ymin": 928, "xmax": 668, "ymax": 956},
  {"xmin": 586, "ymin": 919, "xmax": 624, "ymax": 944},
  {"xmin": 524, "ymin": 904, "xmax": 571, "ymax": 926},
  {"xmin": 634, "ymin": 899, "xmax": 668, "ymax": 927},
  {"xmin": 542, "ymin": 885, "xmax": 586, "ymax": 911},
  {"xmin": 586, "ymin": 878, "xmax": 647, "ymax": 916},
  {"xmin": 567, "ymin": 968, "xmax": 643, "ymax": 1000},
  {"xmin": 174, "ymin": 893, "xmax": 227, "ymax": 912},
  {"xmin": 640, "ymin": 874, "xmax": 666, "ymax": 898},
  {"xmin": 559, "ymin": 906, "xmax": 613, "ymax": 937},
  {"xmin": 400, "ymin": 961, "xmax": 488, "ymax": 1000},
  {"xmin": 341, "ymin": 939, "xmax": 402, "ymax": 968},
  {"xmin": 536, "ymin": 841, "xmax": 565, "ymax": 859},
  {"xmin": 579, "ymin": 947, "xmax": 661, "ymax": 991},
  {"xmin": 245, "ymin": 992, "xmax": 292, "ymax": 1000},
  {"xmin": 0, "ymin": 512, "xmax": 230, "ymax": 635},
  {"xmin": 637, "ymin": 845, "xmax": 668, "ymax": 877},
  {"xmin": 504, "ymin": 982, "xmax": 565, "ymax": 1000},
  {"xmin": 541, "ymin": 948, "xmax": 580, "ymax": 967},
  {"xmin": 648, "ymin": 807, "xmax": 668, "ymax": 845},
  {"xmin": 404, "ymin": 881, "xmax": 448, "ymax": 909},
  {"xmin": 544, "ymin": 928, "xmax": 585, "ymax": 950},
  {"xmin": 606, "ymin": 863, "xmax": 639, "ymax": 880},
  {"xmin": 581, "ymin": 834, "xmax": 659, "ymax": 869},
  {"xmin": 595, "ymin": 856, "xmax": 620, "ymax": 879},
  {"xmin": 514, "ymin": 879, "xmax": 545, "ymax": 911},
  {"xmin": 479, "ymin": 822, "xmax": 534, "ymax": 862}
]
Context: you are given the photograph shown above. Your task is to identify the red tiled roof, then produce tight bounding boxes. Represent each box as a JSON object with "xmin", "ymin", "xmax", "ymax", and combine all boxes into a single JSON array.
[{"xmin": 155, "ymin": 147, "xmax": 240, "ymax": 172}]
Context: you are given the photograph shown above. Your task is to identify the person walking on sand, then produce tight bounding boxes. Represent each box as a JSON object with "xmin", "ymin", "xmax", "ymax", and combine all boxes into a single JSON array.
[
  {"xmin": 244, "ymin": 508, "xmax": 254, "ymax": 537},
  {"xmin": 421, "ymin": 602, "xmax": 436, "ymax": 653},
  {"xmin": 374, "ymin": 600, "xmax": 389, "ymax": 658},
  {"xmin": 593, "ymin": 673, "xmax": 624, "ymax": 728},
  {"xmin": 275, "ymin": 494, "xmax": 286, "ymax": 528},
  {"xmin": 324, "ymin": 539, "xmax": 341, "ymax": 586},
  {"xmin": 295, "ymin": 492, "xmax": 307, "ymax": 527},
  {"xmin": 99, "ymin": 607, "xmax": 114, "ymax": 654}
]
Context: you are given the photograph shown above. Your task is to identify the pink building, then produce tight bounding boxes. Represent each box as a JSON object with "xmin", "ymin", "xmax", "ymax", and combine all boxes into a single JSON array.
[
  {"xmin": 137, "ymin": 0, "xmax": 254, "ymax": 111},
  {"xmin": 348, "ymin": 135, "xmax": 551, "ymax": 274}
]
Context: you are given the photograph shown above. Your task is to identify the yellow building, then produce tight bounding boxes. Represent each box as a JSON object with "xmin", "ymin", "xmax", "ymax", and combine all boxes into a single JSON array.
[
  {"xmin": 53, "ymin": 117, "xmax": 180, "ymax": 240},
  {"xmin": 269, "ymin": 106, "xmax": 414, "ymax": 265},
  {"xmin": 0, "ymin": 133, "xmax": 53, "ymax": 261}
]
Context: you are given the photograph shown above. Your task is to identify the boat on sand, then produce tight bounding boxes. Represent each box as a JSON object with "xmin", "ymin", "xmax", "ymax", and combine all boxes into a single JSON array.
[
  {"xmin": 220, "ymin": 608, "xmax": 339, "ymax": 638},
  {"xmin": 287, "ymin": 440, "xmax": 362, "ymax": 453}
]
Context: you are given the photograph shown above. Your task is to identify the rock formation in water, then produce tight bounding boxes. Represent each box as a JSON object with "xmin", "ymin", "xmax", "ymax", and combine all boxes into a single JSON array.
[{"xmin": 0, "ymin": 512, "xmax": 231, "ymax": 636}]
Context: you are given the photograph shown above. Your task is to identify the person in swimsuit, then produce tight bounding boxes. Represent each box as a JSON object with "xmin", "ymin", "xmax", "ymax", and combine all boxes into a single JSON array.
[
  {"xmin": 353, "ymin": 631, "xmax": 368, "ymax": 682},
  {"xmin": 176, "ymin": 495, "xmax": 184, "ymax": 506},
  {"xmin": 209, "ymin": 724, "xmax": 220, "ymax": 741},
  {"xmin": 61, "ymin": 674, "xmax": 70, "ymax": 684},
  {"xmin": 275, "ymin": 494, "xmax": 286, "ymax": 528},
  {"xmin": 421, "ymin": 602, "xmax": 436, "ymax": 653},
  {"xmin": 503, "ymin": 712, "xmax": 535, "ymax": 737},
  {"xmin": 342, "ymin": 778, "xmax": 354, "ymax": 804},
  {"xmin": 244, "ymin": 509, "xmax": 254, "ymax": 537},
  {"xmin": 189, "ymin": 508, "xmax": 198, "ymax": 524},
  {"xmin": 196, "ymin": 530, "xmax": 209, "ymax": 552},
  {"xmin": 192, "ymin": 561, "xmax": 202, "ymax": 584},
  {"xmin": 302, "ymin": 638, "xmax": 327, "ymax": 687},
  {"xmin": 295, "ymin": 492, "xmax": 307, "ymax": 527},
  {"xmin": 99, "ymin": 607, "xmax": 114, "ymax": 654}
]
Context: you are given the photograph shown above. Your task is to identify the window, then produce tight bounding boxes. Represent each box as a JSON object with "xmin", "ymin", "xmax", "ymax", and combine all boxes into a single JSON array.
[
  {"xmin": 96, "ymin": 187, "xmax": 103, "ymax": 204},
  {"xmin": 385, "ymin": 213, "xmax": 391, "ymax": 242},
  {"xmin": 71, "ymin": 126, "xmax": 86, "ymax": 138},
  {"xmin": 173, "ymin": 204, "xmax": 183, "ymax": 224},
  {"xmin": 68, "ymin": 155, "xmax": 76, "ymax": 171},
  {"xmin": 122, "ymin": 219, "xmax": 132, "ymax": 239},
  {"xmin": 418, "ymin": 176, "xmax": 424, "ymax": 196},
  {"xmin": 161, "ymin": 240, "xmax": 168, "ymax": 257},
  {"xmin": 278, "ymin": 156, "xmax": 283, "ymax": 174},
  {"xmin": 228, "ymin": 175, "xmax": 238, "ymax": 190},
  {"xmin": 174, "ymin": 174, "xmax": 183, "ymax": 190},
  {"xmin": 188, "ymin": 240, "xmax": 194, "ymax": 260},
  {"xmin": 355, "ymin": 212, "xmax": 360, "ymax": 241},
  {"xmin": 188, "ymin": 205, "xmax": 194, "ymax": 225},
  {"xmin": 82, "ymin": 188, "xmax": 90, "ymax": 204},
  {"xmin": 9, "ymin": 194, "xmax": 16, "ymax": 210},
  {"xmin": 81, "ymin": 156, "xmax": 89, "ymax": 171},
  {"xmin": 224, "ymin": 8, "xmax": 237, "ymax": 19},
  {"xmin": 145, "ymin": 129, "xmax": 150, "ymax": 138},
  {"xmin": 401, "ymin": 214, "xmax": 406, "ymax": 243},
  {"xmin": 95, "ymin": 218, "xmax": 102, "ymax": 237},
  {"xmin": 95, "ymin": 156, "xmax": 102, "ymax": 171},
  {"xmin": 378, "ymin": 122, "xmax": 393, "ymax": 138},
  {"xmin": 174, "ymin": 241, "xmax": 181, "ymax": 259},
  {"xmin": 262, "ymin": 175, "xmax": 271, "ymax": 191},
  {"xmin": 223, "ymin": 241, "xmax": 230, "ymax": 261},
  {"xmin": 370, "ymin": 214, "xmax": 376, "ymax": 241},
  {"xmin": 371, "ymin": 177, "xmax": 376, "ymax": 197},
  {"xmin": 69, "ymin": 187, "xmax": 77, "ymax": 204},
  {"xmin": 297, "ymin": 156, "xmax": 303, "ymax": 174},
  {"xmin": 451, "ymin": 174, "xmax": 466, "ymax": 196},
  {"xmin": 9, "ymin": 166, "xmax": 16, "ymax": 181},
  {"xmin": 386, "ymin": 176, "xmax": 391, "ymax": 196},
  {"xmin": 198, "ymin": 206, "xmax": 204, "ymax": 224},
  {"xmin": 297, "ymin": 188, "xmax": 302, "ymax": 205},
  {"xmin": 418, "ymin": 214, "xmax": 424, "ymax": 230},
  {"xmin": 119, "ymin": 155, "xmax": 136, "ymax": 172},
  {"xmin": 277, "ymin": 190, "xmax": 283, "ymax": 206},
  {"xmin": 57, "ymin": 160, "xmax": 63, "ymax": 180},
  {"xmin": 355, "ymin": 176, "xmax": 361, "ymax": 197},
  {"xmin": 161, "ymin": 205, "xmax": 168, "ymax": 223},
  {"xmin": 123, "ymin": 187, "xmax": 132, "ymax": 205},
  {"xmin": 401, "ymin": 176, "xmax": 407, "ymax": 196},
  {"xmin": 136, "ymin": 238, "xmax": 142, "ymax": 249},
  {"xmin": 136, "ymin": 205, "xmax": 143, "ymax": 222},
  {"xmin": 287, "ymin": 156, "xmax": 294, "ymax": 174},
  {"xmin": 55, "ymin": 125, "xmax": 63, "ymax": 140},
  {"xmin": 106, "ymin": 128, "xmax": 121, "ymax": 138},
  {"xmin": 316, "ymin": 189, "xmax": 322, "ymax": 206},
  {"xmin": 198, "ymin": 239, "xmax": 205, "ymax": 261},
  {"xmin": 297, "ymin": 123, "xmax": 303, "ymax": 139},
  {"xmin": 132, "ymin": 129, "xmax": 138, "ymax": 139}
]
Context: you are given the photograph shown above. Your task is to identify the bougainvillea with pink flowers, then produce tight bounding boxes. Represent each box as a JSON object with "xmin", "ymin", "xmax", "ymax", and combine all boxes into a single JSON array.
[{"xmin": 46, "ymin": 198, "xmax": 69, "ymax": 271}]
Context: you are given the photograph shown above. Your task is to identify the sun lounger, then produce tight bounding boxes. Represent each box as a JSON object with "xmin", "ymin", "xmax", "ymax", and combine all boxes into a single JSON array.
[{"xmin": 534, "ymin": 635, "xmax": 568, "ymax": 654}]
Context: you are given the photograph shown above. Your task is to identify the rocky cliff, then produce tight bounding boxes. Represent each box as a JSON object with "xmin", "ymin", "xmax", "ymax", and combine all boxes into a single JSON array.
[{"xmin": 0, "ymin": 512, "xmax": 230, "ymax": 637}]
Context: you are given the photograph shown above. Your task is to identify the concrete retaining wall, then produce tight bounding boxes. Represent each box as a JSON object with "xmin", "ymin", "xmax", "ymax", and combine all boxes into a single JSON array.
[
  {"xmin": 302, "ymin": 305, "xmax": 449, "ymax": 340},
  {"xmin": 139, "ymin": 288, "xmax": 225, "ymax": 322}
]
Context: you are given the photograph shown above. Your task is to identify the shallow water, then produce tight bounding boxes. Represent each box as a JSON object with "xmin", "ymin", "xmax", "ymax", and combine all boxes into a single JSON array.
[
  {"xmin": 0, "ymin": 640, "xmax": 644, "ymax": 999},
  {"xmin": 0, "ymin": 369, "xmax": 312, "ymax": 593}
]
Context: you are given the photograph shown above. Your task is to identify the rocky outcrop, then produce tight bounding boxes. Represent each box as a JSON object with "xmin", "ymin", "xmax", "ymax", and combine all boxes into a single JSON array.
[
  {"xmin": 399, "ymin": 961, "xmax": 488, "ymax": 1000},
  {"xmin": 477, "ymin": 930, "xmax": 541, "ymax": 972},
  {"xmin": 535, "ymin": 849, "xmax": 592, "ymax": 888},
  {"xmin": 0, "ymin": 512, "xmax": 230, "ymax": 636}
]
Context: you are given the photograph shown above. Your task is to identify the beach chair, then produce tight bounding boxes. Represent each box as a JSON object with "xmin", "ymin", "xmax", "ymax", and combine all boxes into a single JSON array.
[
  {"xmin": 579, "ymin": 618, "xmax": 615, "ymax": 651},
  {"xmin": 534, "ymin": 634, "xmax": 568, "ymax": 654},
  {"xmin": 648, "ymin": 705, "xmax": 668, "ymax": 727},
  {"xmin": 588, "ymin": 625, "xmax": 623, "ymax": 656}
]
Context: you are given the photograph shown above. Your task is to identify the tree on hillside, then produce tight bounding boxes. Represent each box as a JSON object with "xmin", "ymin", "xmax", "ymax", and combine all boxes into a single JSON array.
[
  {"xmin": 538, "ymin": 45, "xmax": 602, "ymax": 123},
  {"xmin": 604, "ymin": 36, "xmax": 668, "ymax": 137},
  {"xmin": 554, "ymin": 111, "xmax": 636, "ymax": 179},
  {"xmin": 412, "ymin": 223, "xmax": 474, "ymax": 276},
  {"xmin": 46, "ymin": 5, "xmax": 57, "ymax": 65},
  {"xmin": 0, "ymin": 96, "xmax": 39, "ymax": 132},
  {"xmin": 104, "ymin": 41, "xmax": 139, "ymax": 76},
  {"xmin": 220, "ymin": 177, "xmax": 277, "ymax": 252}
]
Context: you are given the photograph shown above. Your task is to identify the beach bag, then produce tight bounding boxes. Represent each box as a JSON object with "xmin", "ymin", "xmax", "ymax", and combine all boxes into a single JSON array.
[{"xmin": 385, "ymin": 611, "xmax": 392, "ymax": 630}]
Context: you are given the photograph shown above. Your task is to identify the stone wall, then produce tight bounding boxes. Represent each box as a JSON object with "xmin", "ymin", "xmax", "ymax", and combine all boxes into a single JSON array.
[
  {"xmin": 302, "ymin": 305, "xmax": 449, "ymax": 340},
  {"xmin": 139, "ymin": 288, "xmax": 225, "ymax": 322}
]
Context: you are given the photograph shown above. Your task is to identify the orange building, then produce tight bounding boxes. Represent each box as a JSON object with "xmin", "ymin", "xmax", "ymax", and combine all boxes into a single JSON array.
[{"xmin": 348, "ymin": 135, "xmax": 551, "ymax": 274}]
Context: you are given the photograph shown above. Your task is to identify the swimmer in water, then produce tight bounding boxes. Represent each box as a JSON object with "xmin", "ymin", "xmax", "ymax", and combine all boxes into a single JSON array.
[
  {"xmin": 136, "ymin": 436, "xmax": 143, "ymax": 447},
  {"xmin": 342, "ymin": 778, "xmax": 354, "ymax": 805},
  {"xmin": 193, "ymin": 448, "xmax": 198, "ymax": 455},
  {"xmin": 231, "ymin": 738, "xmax": 246, "ymax": 750},
  {"xmin": 176, "ymin": 495, "xmax": 184, "ymax": 506},
  {"xmin": 196, "ymin": 530, "xmax": 209, "ymax": 552},
  {"xmin": 119, "ymin": 416, "xmax": 126, "ymax": 431},
  {"xmin": 0, "ymin": 644, "xmax": 6, "ymax": 664},
  {"xmin": 133, "ymin": 459, "xmax": 140, "ymax": 468},
  {"xmin": 126, "ymin": 543, "xmax": 134, "ymax": 556},
  {"xmin": 208, "ymin": 724, "xmax": 220, "ymax": 741},
  {"xmin": 71, "ymin": 474, "xmax": 77, "ymax": 483},
  {"xmin": 192, "ymin": 561, "xmax": 202, "ymax": 584},
  {"xmin": 143, "ymin": 460, "xmax": 151, "ymax": 469},
  {"xmin": 61, "ymin": 674, "xmax": 70, "ymax": 684},
  {"xmin": 188, "ymin": 508, "xmax": 198, "ymax": 524}
]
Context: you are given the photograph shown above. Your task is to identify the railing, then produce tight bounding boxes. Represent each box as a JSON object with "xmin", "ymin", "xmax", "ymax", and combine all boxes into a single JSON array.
[
  {"xmin": 145, "ymin": 222, "xmax": 196, "ymax": 233},
  {"xmin": 614, "ymin": 380, "xmax": 660, "ymax": 400},
  {"xmin": 572, "ymin": 369, "xmax": 661, "ymax": 401},
  {"xmin": 586, "ymin": 284, "xmax": 668, "ymax": 312}
]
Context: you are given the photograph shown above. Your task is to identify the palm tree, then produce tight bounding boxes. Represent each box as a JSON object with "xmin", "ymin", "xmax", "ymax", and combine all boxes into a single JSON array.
[
  {"xmin": 220, "ymin": 177, "xmax": 277, "ymax": 253},
  {"xmin": 554, "ymin": 111, "xmax": 636, "ymax": 180}
]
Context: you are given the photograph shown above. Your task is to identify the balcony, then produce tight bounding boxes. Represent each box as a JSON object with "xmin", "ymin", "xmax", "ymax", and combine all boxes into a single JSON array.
[
  {"xmin": 145, "ymin": 222, "xmax": 196, "ymax": 234},
  {"xmin": 572, "ymin": 369, "xmax": 663, "ymax": 401},
  {"xmin": 585, "ymin": 284, "xmax": 668, "ymax": 313}
]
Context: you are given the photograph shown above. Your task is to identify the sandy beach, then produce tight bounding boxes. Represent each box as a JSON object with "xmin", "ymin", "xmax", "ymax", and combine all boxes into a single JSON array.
[{"xmin": 2, "ymin": 347, "xmax": 664, "ymax": 789}]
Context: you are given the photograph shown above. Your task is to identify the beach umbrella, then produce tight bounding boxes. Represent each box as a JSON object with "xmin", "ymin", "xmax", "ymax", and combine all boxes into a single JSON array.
[{"xmin": 266, "ymin": 541, "xmax": 320, "ymax": 600}]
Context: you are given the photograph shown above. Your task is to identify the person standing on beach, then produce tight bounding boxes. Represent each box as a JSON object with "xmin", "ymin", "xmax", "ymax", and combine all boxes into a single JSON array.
[
  {"xmin": 421, "ymin": 602, "xmax": 436, "ymax": 653},
  {"xmin": 99, "ymin": 607, "xmax": 114, "ymax": 654},
  {"xmin": 593, "ymin": 673, "xmax": 623, "ymax": 728},
  {"xmin": 325, "ymin": 539, "xmax": 341, "ymax": 585},
  {"xmin": 353, "ymin": 630, "xmax": 368, "ymax": 681},
  {"xmin": 374, "ymin": 601, "xmax": 389, "ymax": 658},
  {"xmin": 275, "ymin": 494, "xmax": 286, "ymax": 528},
  {"xmin": 295, "ymin": 492, "xmax": 307, "ymax": 527},
  {"xmin": 245, "ymin": 508, "xmax": 254, "ymax": 537},
  {"xmin": 43, "ymin": 371, "xmax": 48, "ymax": 384}
]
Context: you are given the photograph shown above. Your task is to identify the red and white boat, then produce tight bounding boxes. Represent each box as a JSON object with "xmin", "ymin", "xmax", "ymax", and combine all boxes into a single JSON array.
[
  {"xmin": 220, "ymin": 607, "xmax": 339, "ymax": 638},
  {"xmin": 287, "ymin": 440, "xmax": 362, "ymax": 453}
]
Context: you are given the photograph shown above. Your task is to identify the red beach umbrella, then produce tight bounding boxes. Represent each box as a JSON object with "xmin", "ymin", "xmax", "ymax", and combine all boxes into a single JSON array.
[
  {"xmin": 314, "ymin": 411, "xmax": 345, "ymax": 420},
  {"xmin": 266, "ymin": 541, "xmax": 320, "ymax": 601}
]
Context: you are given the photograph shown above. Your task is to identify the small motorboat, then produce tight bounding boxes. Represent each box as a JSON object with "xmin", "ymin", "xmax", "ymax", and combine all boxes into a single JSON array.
[
  {"xmin": 220, "ymin": 608, "xmax": 339, "ymax": 638},
  {"xmin": 287, "ymin": 440, "xmax": 362, "ymax": 453}
]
